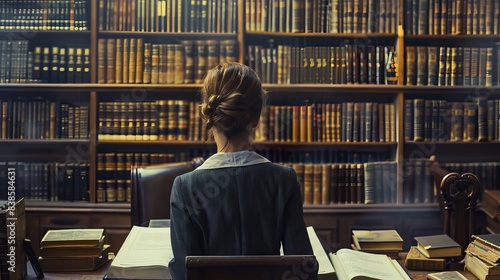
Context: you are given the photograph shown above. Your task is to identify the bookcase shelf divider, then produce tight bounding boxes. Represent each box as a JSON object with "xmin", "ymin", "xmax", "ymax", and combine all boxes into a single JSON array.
[
  {"xmin": 1, "ymin": 0, "xmax": 498, "ymax": 210},
  {"xmin": 89, "ymin": 90, "xmax": 98, "ymax": 203}
]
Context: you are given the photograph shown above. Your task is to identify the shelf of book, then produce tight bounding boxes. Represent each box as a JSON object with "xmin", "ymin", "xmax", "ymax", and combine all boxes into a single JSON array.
[
  {"xmin": 252, "ymin": 142, "xmax": 397, "ymax": 147},
  {"xmin": 98, "ymin": 31, "xmax": 238, "ymax": 37},
  {"xmin": 97, "ymin": 141, "xmax": 397, "ymax": 146},
  {"xmin": 405, "ymin": 34, "xmax": 500, "ymax": 42},
  {"xmin": 25, "ymin": 200, "xmax": 439, "ymax": 212},
  {"xmin": 245, "ymin": 32, "xmax": 399, "ymax": 38},
  {"xmin": 0, "ymin": 30, "xmax": 91, "ymax": 35},
  {"xmin": 97, "ymin": 140, "xmax": 212, "ymax": 146},
  {"xmin": 405, "ymin": 141, "xmax": 500, "ymax": 145},
  {"xmin": 0, "ymin": 84, "xmax": 96, "ymax": 91},
  {"xmin": 0, "ymin": 139, "xmax": 90, "ymax": 144},
  {"xmin": 302, "ymin": 203, "xmax": 441, "ymax": 213},
  {"xmin": 2, "ymin": 0, "xmax": 499, "ymax": 256},
  {"xmin": 3, "ymin": 84, "xmax": 499, "ymax": 92},
  {"xmin": 25, "ymin": 201, "xmax": 130, "ymax": 211}
]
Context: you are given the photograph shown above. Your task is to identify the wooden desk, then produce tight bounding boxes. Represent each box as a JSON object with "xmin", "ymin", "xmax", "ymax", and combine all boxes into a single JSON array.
[
  {"xmin": 26, "ymin": 262, "xmax": 110, "ymax": 280},
  {"xmin": 399, "ymin": 253, "xmax": 477, "ymax": 280},
  {"xmin": 406, "ymin": 268, "xmax": 476, "ymax": 280},
  {"xmin": 26, "ymin": 254, "xmax": 479, "ymax": 280}
]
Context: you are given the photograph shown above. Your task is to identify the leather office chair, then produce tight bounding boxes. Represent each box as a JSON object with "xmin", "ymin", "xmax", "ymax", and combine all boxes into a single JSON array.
[
  {"xmin": 185, "ymin": 255, "xmax": 318, "ymax": 280},
  {"xmin": 429, "ymin": 155, "xmax": 482, "ymax": 258},
  {"xmin": 130, "ymin": 157, "xmax": 204, "ymax": 226}
]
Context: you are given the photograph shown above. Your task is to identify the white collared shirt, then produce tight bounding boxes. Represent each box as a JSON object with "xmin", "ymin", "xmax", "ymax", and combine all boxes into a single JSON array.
[{"xmin": 197, "ymin": 150, "xmax": 270, "ymax": 170}]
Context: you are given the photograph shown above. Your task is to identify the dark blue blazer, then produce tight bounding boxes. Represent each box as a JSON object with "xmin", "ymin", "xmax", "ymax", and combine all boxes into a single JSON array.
[{"xmin": 169, "ymin": 154, "xmax": 313, "ymax": 280}]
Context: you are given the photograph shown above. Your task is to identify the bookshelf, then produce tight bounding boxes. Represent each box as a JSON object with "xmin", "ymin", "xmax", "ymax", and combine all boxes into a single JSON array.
[{"xmin": 1, "ymin": 0, "xmax": 499, "ymax": 254}]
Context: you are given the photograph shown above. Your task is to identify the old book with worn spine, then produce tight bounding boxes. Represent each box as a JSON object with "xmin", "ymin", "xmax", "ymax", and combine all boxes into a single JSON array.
[
  {"xmin": 39, "ymin": 244, "xmax": 112, "ymax": 272},
  {"xmin": 41, "ymin": 229, "xmax": 104, "ymax": 248},
  {"xmin": 404, "ymin": 246, "xmax": 446, "ymax": 271},
  {"xmin": 352, "ymin": 229, "xmax": 403, "ymax": 251},
  {"xmin": 483, "ymin": 190, "xmax": 500, "ymax": 218}
]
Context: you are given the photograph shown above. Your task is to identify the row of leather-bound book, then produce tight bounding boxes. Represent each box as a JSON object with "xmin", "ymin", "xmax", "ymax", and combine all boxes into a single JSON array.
[{"xmin": 0, "ymin": 0, "xmax": 89, "ymax": 31}]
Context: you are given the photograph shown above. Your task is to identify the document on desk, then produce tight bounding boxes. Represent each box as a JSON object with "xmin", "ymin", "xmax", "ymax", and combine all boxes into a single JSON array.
[
  {"xmin": 307, "ymin": 226, "xmax": 336, "ymax": 279},
  {"xmin": 329, "ymin": 248, "xmax": 411, "ymax": 280},
  {"xmin": 105, "ymin": 225, "xmax": 172, "ymax": 279}
]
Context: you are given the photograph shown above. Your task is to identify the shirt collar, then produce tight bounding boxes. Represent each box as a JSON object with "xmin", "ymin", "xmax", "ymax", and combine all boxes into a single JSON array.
[{"xmin": 197, "ymin": 150, "xmax": 270, "ymax": 170}]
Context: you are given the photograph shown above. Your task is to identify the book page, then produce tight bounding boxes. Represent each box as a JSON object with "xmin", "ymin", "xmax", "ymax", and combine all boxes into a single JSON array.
[
  {"xmin": 307, "ymin": 227, "xmax": 336, "ymax": 276},
  {"xmin": 42, "ymin": 229, "xmax": 104, "ymax": 242},
  {"xmin": 390, "ymin": 259, "xmax": 412, "ymax": 280},
  {"xmin": 333, "ymin": 248, "xmax": 410, "ymax": 279},
  {"xmin": 426, "ymin": 271, "xmax": 468, "ymax": 280},
  {"xmin": 329, "ymin": 253, "xmax": 348, "ymax": 280},
  {"xmin": 352, "ymin": 229, "xmax": 403, "ymax": 242},
  {"xmin": 112, "ymin": 226, "xmax": 172, "ymax": 268}
]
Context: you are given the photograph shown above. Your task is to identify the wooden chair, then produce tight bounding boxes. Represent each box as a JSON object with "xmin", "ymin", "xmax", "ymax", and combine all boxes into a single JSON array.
[
  {"xmin": 185, "ymin": 255, "xmax": 318, "ymax": 280},
  {"xmin": 429, "ymin": 156, "xmax": 482, "ymax": 258},
  {"xmin": 130, "ymin": 158, "xmax": 204, "ymax": 226}
]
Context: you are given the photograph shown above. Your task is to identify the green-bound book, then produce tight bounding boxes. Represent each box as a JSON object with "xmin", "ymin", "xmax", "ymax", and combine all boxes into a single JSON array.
[
  {"xmin": 148, "ymin": 219, "xmax": 170, "ymax": 228},
  {"xmin": 41, "ymin": 229, "xmax": 104, "ymax": 248},
  {"xmin": 414, "ymin": 234, "xmax": 462, "ymax": 258}
]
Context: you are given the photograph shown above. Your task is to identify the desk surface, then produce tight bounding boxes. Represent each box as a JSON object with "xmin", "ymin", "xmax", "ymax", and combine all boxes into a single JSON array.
[
  {"xmin": 26, "ymin": 262, "xmax": 110, "ymax": 280},
  {"xmin": 398, "ymin": 253, "xmax": 476, "ymax": 280},
  {"xmin": 26, "ymin": 254, "xmax": 479, "ymax": 280},
  {"xmin": 406, "ymin": 268, "xmax": 475, "ymax": 280}
]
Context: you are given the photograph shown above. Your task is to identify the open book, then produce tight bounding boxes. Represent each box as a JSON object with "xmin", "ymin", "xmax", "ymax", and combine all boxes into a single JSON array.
[
  {"xmin": 307, "ymin": 226, "xmax": 336, "ymax": 279},
  {"xmin": 329, "ymin": 248, "xmax": 411, "ymax": 280},
  {"xmin": 105, "ymin": 226, "xmax": 172, "ymax": 279}
]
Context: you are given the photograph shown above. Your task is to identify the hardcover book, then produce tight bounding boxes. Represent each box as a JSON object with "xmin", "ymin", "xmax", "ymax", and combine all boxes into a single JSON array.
[
  {"xmin": 350, "ymin": 244, "xmax": 400, "ymax": 259},
  {"xmin": 414, "ymin": 234, "xmax": 462, "ymax": 258},
  {"xmin": 467, "ymin": 234, "xmax": 500, "ymax": 265},
  {"xmin": 483, "ymin": 190, "xmax": 500, "ymax": 218},
  {"xmin": 472, "ymin": 234, "xmax": 500, "ymax": 250},
  {"xmin": 426, "ymin": 270, "xmax": 468, "ymax": 280},
  {"xmin": 105, "ymin": 226, "xmax": 172, "ymax": 279},
  {"xmin": 465, "ymin": 252, "xmax": 500, "ymax": 280},
  {"xmin": 352, "ymin": 229, "xmax": 403, "ymax": 251},
  {"xmin": 40, "ymin": 228, "xmax": 104, "ymax": 248},
  {"xmin": 404, "ymin": 246, "xmax": 446, "ymax": 271},
  {"xmin": 329, "ymin": 248, "xmax": 411, "ymax": 280},
  {"xmin": 39, "ymin": 244, "xmax": 112, "ymax": 272},
  {"xmin": 40, "ymin": 239, "xmax": 106, "ymax": 258}
]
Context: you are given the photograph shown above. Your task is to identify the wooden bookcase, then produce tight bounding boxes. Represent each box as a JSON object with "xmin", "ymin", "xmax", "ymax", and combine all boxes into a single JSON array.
[{"xmin": 0, "ymin": 0, "xmax": 499, "ymax": 255}]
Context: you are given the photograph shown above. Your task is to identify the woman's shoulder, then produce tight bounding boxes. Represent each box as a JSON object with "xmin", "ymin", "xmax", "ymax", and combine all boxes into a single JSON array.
[
  {"xmin": 180, "ymin": 162, "xmax": 295, "ymax": 177},
  {"xmin": 257, "ymin": 162, "xmax": 297, "ymax": 177}
]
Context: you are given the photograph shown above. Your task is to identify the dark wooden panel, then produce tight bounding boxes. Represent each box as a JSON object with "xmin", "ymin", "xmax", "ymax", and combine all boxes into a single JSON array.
[
  {"xmin": 337, "ymin": 212, "xmax": 403, "ymax": 251},
  {"xmin": 102, "ymin": 228, "xmax": 130, "ymax": 254},
  {"xmin": 303, "ymin": 213, "xmax": 338, "ymax": 251},
  {"xmin": 304, "ymin": 205, "xmax": 445, "ymax": 252},
  {"xmin": 92, "ymin": 213, "xmax": 131, "ymax": 253},
  {"xmin": 399, "ymin": 211, "xmax": 444, "ymax": 250},
  {"xmin": 26, "ymin": 207, "xmax": 131, "ymax": 257}
]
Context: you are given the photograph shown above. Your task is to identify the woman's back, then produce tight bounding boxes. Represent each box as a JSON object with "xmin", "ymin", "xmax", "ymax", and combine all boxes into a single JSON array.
[{"xmin": 169, "ymin": 151, "xmax": 313, "ymax": 279}]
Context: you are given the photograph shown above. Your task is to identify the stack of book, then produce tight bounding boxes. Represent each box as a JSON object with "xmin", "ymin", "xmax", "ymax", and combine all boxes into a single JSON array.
[
  {"xmin": 38, "ymin": 228, "xmax": 112, "ymax": 272},
  {"xmin": 482, "ymin": 190, "xmax": 500, "ymax": 233},
  {"xmin": 105, "ymin": 226, "xmax": 171, "ymax": 279},
  {"xmin": 405, "ymin": 234, "xmax": 461, "ymax": 271},
  {"xmin": 351, "ymin": 229, "xmax": 404, "ymax": 259},
  {"xmin": 465, "ymin": 234, "xmax": 500, "ymax": 280}
]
